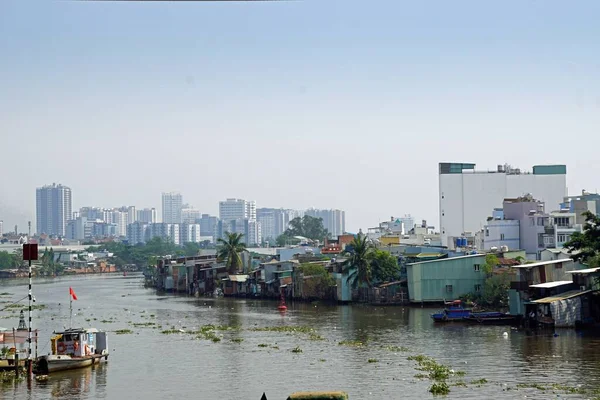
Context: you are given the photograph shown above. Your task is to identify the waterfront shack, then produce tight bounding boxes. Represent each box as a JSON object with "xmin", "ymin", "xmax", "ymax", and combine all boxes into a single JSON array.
[
  {"xmin": 250, "ymin": 259, "xmax": 298, "ymax": 298},
  {"xmin": 156, "ymin": 255, "xmax": 217, "ymax": 293},
  {"xmin": 222, "ymin": 275, "xmax": 250, "ymax": 296},
  {"xmin": 506, "ymin": 259, "xmax": 591, "ymax": 327},
  {"xmin": 406, "ymin": 254, "xmax": 487, "ymax": 303}
]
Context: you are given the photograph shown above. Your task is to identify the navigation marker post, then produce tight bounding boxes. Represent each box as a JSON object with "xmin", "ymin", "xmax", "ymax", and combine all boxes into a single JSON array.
[{"xmin": 22, "ymin": 243, "xmax": 38, "ymax": 380}]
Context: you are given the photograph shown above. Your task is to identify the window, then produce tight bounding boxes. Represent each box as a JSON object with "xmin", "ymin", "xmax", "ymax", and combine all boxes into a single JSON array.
[
  {"xmin": 485, "ymin": 229, "xmax": 489, "ymax": 237},
  {"xmin": 530, "ymin": 217, "xmax": 535, "ymax": 226},
  {"xmin": 446, "ymin": 285, "xmax": 453, "ymax": 293},
  {"xmin": 537, "ymin": 217, "xmax": 544, "ymax": 226},
  {"xmin": 555, "ymin": 263, "xmax": 563, "ymax": 269},
  {"xmin": 474, "ymin": 284, "xmax": 481, "ymax": 292},
  {"xmin": 557, "ymin": 234, "xmax": 568, "ymax": 243},
  {"xmin": 500, "ymin": 233, "xmax": 505, "ymax": 240},
  {"xmin": 474, "ymin": 264, "xmax": 480, "ymax": 272}
]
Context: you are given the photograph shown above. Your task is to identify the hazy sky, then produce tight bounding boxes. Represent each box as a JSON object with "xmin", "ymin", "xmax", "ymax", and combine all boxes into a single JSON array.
[{"xmin": 1, "ymin": 0, "xmax": 599, "ymax": 233}]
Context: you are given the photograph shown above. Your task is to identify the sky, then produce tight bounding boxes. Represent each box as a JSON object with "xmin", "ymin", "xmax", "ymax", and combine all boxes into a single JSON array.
[{"xmin": 1, "ymin": 0, "xmax": 599, "ymax": 234}]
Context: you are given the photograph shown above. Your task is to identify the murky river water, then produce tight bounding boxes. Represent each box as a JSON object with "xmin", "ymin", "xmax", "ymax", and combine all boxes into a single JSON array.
[{"xmin": 0, "ymin": 273, "xmax": 599, "ymax": 400}]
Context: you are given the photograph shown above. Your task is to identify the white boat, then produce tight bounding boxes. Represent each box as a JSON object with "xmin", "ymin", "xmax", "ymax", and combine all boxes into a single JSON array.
[{"xmin": 35, "ymin": 328, "xmax": 109, "ymax": 374}]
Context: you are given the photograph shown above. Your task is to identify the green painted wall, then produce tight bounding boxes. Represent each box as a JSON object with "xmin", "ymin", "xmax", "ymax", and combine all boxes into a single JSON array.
[
  {"xmin": 407, "ymin": 255, "xmax": 487, "ymax": 302},
  {"xmin": 533, "ymin": 165, "xmax": 566, "ymax": 175}
]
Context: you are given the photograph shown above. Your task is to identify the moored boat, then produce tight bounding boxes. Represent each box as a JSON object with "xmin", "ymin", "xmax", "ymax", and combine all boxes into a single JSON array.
[
  {"xmin": 35, "ymin": 328, "xmax": 109, "ymax": 374},
  {"xmin": 464, "ymin": 312, "xmax": 519, "ymax": 325},
  {"xmin": 431, "ymin": 300, "xmax": 472, "ymax": 322}
]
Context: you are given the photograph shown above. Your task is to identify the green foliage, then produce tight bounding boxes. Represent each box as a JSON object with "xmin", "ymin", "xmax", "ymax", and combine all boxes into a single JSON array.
[
  {"xmin": 429, "ymin": 382, "xmax": 450, "ymax": 395},
  {"xmin": 87, "ymin": 237, "xmax": 185, "ymax": 268},
  {"xmin": 342, "ymin": 234, "xmax": 373, "ymax": 289},
  {"xmin": 342, "ymin": 235, "xmax": 401, "ymax": 289},
  {"xmin": 369, "ymin": 249, "xmax": 400, "ymax": 282},
  {"xmin": 277, "ymin": 215, "xmax": 329, "ymax": 245},
  {"xmin": 216, "ymin": 232, "xmax": 247, "ymax": 275},
  {"xmin": 483, "ymin": 254, "xmax": 499, "ymax": 275},
  {"xmin": 460, "ymin": 272, "xmax": 511, "ymax": 309},
  {"xmin": 299, "ymin": 263, "xmax": 335, "ymax": 299},
  {"xmin": 0, "ymin": 251, "xmax": 16, "ymax": 270},
  {"xmin": 565, "ymin": 211, "xmax": 600, "ymax": 265}
]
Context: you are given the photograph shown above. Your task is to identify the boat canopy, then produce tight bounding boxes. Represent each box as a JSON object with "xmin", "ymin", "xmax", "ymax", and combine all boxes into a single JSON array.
[{"xmin": 55, "ymin": 328, "xmax": 100, "ymax": 335}]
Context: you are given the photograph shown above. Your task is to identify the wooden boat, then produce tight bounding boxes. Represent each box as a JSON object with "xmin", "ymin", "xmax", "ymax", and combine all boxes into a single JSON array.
[
  {"xmin": 464, "ymin": 312, "xmax": 519, "ymax": 325},
  {"xmin": 35, "ymin": 328, "xmax": 109, "ymax": 374},
  {"xmin": 431, "ymin": 300, "xmax": 472, "ymax": 322}
]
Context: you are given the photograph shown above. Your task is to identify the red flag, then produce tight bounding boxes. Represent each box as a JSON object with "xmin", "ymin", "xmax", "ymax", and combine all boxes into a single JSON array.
[{"xmin": 69, "ymin": 287, "xmax": 78, "ymax": 301}]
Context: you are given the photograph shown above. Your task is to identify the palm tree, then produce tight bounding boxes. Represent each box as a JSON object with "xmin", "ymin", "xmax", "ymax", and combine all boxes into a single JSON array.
[
  {"xmin": 217, "ymin": 232, "xmax": 247, "ymax": 275},
  {"xmin": 342, "ymin": 234, "xmax": 374, "ymax": 289}
]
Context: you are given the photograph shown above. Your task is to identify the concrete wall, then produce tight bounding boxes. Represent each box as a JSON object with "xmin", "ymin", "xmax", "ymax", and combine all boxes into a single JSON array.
[{"xmin": 483, "ymin": 220, "xmax": 520, "ymax": 250}]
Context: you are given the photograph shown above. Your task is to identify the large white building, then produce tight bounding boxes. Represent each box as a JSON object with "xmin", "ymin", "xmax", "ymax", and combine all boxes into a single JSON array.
[
  {"xmin": 182, "ymin": 207, "xmax": 201, "ymax": 224},
  {"xmin": 180, "ymin": 223, "xmax": 202, "ymax": 244},
  {"xmin": 219, "ymin": 199, "xmax": 260, "ymax": 244},
  {"xmin": 126, "ymin": 221, "xmax": 149, "ymax": 245},
  {"xmin": 219, "ymin": 198, "xmax": 255, "ymax": 221},
  {"xmin": 0, "ymin": 220, "xmax": 3, "ymax": 236},
  {"xmin": 162, "ymin": 192, "xmax": 183, "ymax": 224},
  {"xmin": 439, "ymin": 163, "xmax": 567, "ymax": 247},
  {"xmin": 36, "ymin": 183, "xmax": 72, "ymax": 236},
  {"xmin": 305, "ymin": 208, "xmax": 346, "ymax": 237},
  {"xmin": 137, "ymin": 208, "xmax": 157, "ymax": 224}
]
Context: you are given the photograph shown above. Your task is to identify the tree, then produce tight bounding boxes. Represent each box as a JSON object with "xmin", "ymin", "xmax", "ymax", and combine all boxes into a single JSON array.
[
  {"xmin": 369, "ymin": 249, "xmax": 400, "ymax": 283},
  {"xmin": 0, "ymin": 251, "xmax": 15, "ymax": 270},
  {"xmin": 342, "ymin": 234, "xmax": 374, "ymax": 289},
  {"xmin": 565, "ymin": 211, "xmax": 600, "ymax": 268},
  {"xmin": 299, "ymin": 263, "xmax": 335, "ymax": 299},
  {"xmin": 280, "ymin": 216, "xmax": 329, "ymax": 243},
  {"xmin": 483, "ymin": 254, "xmax": 499, "ymax": 275},
  {"xmin": 216, "ymin": 232, "xmax": 247, "ymax": 275},
  {"xmin": 183, "ymin": 242, "xmax": 201, "ymax": 257}
]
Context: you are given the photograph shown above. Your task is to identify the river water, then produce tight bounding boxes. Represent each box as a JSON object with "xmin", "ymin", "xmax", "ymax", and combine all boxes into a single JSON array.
[{"xmin": 0, "ymin": 273, "xmax": 598, "ymax": 400}]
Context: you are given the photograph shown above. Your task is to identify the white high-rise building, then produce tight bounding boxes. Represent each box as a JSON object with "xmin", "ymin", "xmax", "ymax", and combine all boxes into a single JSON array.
[
  {"xmin": 146, "ymin": 223, "xmax": 180, "ymax": 245},
  {"xmin": 0, "ymin": 220, "xmax": 3, "ymax": 236},
  {"xmin": 127, "ymin": 206, "xmax": 136, "ymax": 225},
  {"xmin": 162, "ymin": 192, "xmax": 183, "ymax": 223},
  {"xmin": 180, "ymin": 223, "xmax": 202, "ymax": 244},
  {"xmin": 439, "ymin": 162, "xmax": 568, "ymax": 247},
  {"xmin": 127, "ymin": 221, "xmax": 149, "ymax": 245},
  {"xmin": 110, "ymin": 210, "xmax": 128, "ymax": 237},
  {"xmin": 219, "ymin": 198, "xmax": 254, "ymax": 221},
  {"xmin": 137, "ymin": 208, "xmax": 157, "ymax": 224},
  {"xmin": 305, "ymin": 208, "xmax": 346, "ymax": 238},
  {"xmin": 182, "ymin": 207, "xmax": 201, "ymax": 224},
  {"xmin": 36, "ymin": 183, "xmax": 72, "ymax": 236}
]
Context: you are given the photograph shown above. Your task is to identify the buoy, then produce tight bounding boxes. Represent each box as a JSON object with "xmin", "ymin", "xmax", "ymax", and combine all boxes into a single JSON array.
[
  {"xmin": 503, "ymin": 332, "xmax": 509, "ymax": 338},
  {"xmin": 277, "ymin": 292, "xmax": 287, "ymax": 312}
]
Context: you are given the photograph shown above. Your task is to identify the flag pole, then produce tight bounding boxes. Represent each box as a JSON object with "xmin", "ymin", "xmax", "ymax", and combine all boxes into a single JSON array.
[{"xmin": 69, "ymin": 292, "xmax": 72, "ymax": 329}]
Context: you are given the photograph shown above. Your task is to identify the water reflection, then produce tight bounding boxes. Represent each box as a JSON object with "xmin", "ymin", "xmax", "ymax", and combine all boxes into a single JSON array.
[{"xmin": 32, "ymin": 364, "xmax": 106, "ymax": 399}]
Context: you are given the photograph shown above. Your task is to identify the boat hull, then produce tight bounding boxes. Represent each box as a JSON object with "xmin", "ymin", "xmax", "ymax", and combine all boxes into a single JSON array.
[
  {"xmin": 464, "ymin": 316, "xmax": 519, "ymax": 325},
  {"xmin": 35, "ymin": 354, "xmax": 108, "ymax": 374}
]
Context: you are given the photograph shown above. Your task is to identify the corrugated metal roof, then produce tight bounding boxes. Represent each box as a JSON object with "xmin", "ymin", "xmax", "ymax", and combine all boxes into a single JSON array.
[
  {"xmin": 511, "ymin": 259, "xmax": 571, "ymax": 269},
  {"xmin": 530, "ymin": 280, "xmax": 573, "ymax": 289},
  {"xmin": 408, "ymin": 253, "xmax": 483, "ymax": 266},
  {"xmin": 532, "ymin": 290, "xmax": 591, "ymax": 304},
  {"xmin": 378, "ymin": 280, "xmax": 406, "ymax": 288},
  {"xmin": 567, "ymin": 267, "xmax": 600, "ymax": 274},
  {"xmin": 227, "ymin": 275, "xmax": 249, "ymax": 283}
]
